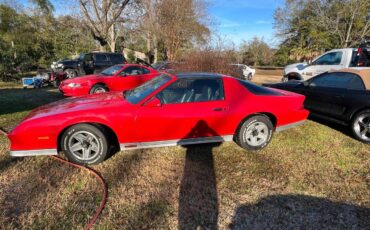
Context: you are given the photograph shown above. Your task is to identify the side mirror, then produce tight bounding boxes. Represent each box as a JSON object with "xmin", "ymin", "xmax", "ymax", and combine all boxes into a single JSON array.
[{"xmin": 144, "ymin": 97, "xmax": 161, "ymax": 107}]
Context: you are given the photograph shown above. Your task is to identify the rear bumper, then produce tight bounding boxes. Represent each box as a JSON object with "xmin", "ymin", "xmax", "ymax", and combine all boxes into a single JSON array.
[{"xmin": 10, "ymin": 149, "xmax": 58, "ymax": 157}]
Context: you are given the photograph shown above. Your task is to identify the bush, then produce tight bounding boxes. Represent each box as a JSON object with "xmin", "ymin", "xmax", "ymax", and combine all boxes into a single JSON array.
[{"xmin": 176, "ymin": 49, "xmax": 242, "ymax": 78}]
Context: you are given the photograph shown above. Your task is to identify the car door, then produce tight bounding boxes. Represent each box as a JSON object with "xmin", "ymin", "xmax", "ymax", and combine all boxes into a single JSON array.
[
  {"xmin": 110, "ymin": 66, "xmax": 149, "ymax": 91},
  {"xmin": 134, "ymin": 77, "xmax": 229, "ymax": 143},
  {"xmin": 93, "ymin": 53, "xmax": 112, "ymax": 73},
  {"xmin": 82, "ymin": 53, "xmax": 94, "ymax": 74},
  {"xmin": 302, "ymin": 51, "xmax": 344, "ymax": 79},
  {"xmin": 304, "ymin": 72, "xmax": 353, "ymax": 118}
]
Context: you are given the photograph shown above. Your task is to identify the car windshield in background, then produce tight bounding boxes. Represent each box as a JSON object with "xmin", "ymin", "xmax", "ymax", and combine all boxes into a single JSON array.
[
  {"xmin": 152, "ymin": 62, "xmax": 165, "ymax": 69},
  {"xmin": 101, "ymin": 65, "xmax": 124, "ymax": 76},
  {"xmin": 125, "ymin": 74, "xmax": 172, "ymax": 104}
]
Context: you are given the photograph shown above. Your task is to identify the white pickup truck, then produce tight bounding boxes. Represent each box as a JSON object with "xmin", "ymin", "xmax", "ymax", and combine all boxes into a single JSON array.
[{"xmin": 282, "ymin": 48, "xmax": 370, "ymax": 81}]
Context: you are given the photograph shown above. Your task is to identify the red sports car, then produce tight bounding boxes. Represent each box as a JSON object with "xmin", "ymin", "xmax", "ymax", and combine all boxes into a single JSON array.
[
  {"xmin": 8, "ymin": 73, "xmax": 309, "ymax": 165},
  {"xmin": 59, "ymin": 64, "xmax": 160, "ymax": 96}
]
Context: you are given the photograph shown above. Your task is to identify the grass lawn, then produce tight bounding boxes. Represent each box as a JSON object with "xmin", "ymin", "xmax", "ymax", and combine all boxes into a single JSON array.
[{"xmin": 0, "ymin": 82, "xmax": 369, "ymax": 229}]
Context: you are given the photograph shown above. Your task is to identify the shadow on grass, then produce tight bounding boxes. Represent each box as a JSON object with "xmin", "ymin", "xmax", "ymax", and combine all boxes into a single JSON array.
[
  {"xmin": 179, "ymin": 120, "xmax": 221, "ymax": 229},
  {"xmin": 0, "ymin": 87, "xmax": 64, "ymax": 116},
  {"xmin": 308, "ymin": 114, "xmax": 354, "ymax": 139},
  {"xmin": 229, "ymin": 194, "xmax": 370, "ymax": 229}
]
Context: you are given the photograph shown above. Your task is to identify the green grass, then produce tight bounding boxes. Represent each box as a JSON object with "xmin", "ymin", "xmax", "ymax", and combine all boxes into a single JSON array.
[{"xmin": 0, "ymin": 82, "xmax": 369, "ymax": 229}]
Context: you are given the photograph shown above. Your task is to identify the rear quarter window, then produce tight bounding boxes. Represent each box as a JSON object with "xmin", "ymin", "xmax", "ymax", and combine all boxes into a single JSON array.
[
  {"xmin": 110, "ymin": 54, "xmax": 124, "ymax": 64},
  {"xmin": 238, "ymin": 80, "xmax": 282, "ymax": 95}
]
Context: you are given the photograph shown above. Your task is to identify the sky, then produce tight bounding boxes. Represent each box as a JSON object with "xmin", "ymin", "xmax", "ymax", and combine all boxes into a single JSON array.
[
  {"xmin": 15, "ymin": 0, "xmax": 284, "ymax": 47},
  {"xmin": 209, "ymin": 0, "xmax": 285, "ymax": 47}
]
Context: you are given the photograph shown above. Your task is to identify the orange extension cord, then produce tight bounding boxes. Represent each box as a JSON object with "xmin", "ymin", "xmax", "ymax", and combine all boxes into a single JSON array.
[{"xmin": 0, "ymin": 128, "xmax": 107, "ymax": 230}]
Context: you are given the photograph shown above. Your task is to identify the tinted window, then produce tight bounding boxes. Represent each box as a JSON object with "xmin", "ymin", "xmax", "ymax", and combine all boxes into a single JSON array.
[
  {"xmin": 309, "ymin": 72, "xmax": 353, "ymax": 89},
  {"xmin": 313, "ymin": 52, "xmax": 342, "ymax": 65},
  {"xmin": 121, "ymin": 66, "xmax": 144, "ymax": 75},
  {"xmin": 110, "ymin": 54, "xmax": 124, "ymax": 64},
  {"xmin": 125, "ymin": 75, "xmax": 172, "ymax": 104},
  {"xmin": 238, "ymin": 80, "xmax": 282, "ymax": 95},
  {"xmin": 84, "ymin": 54, "xmax": 93, "ymax": 62},
  {"xmin": 348, "ymin": 74, "xmax": 365, "ymax": 90},
  {"xmin": 95, "ymin": 54, "xmax": 108, "ymax": 62},
  {"xmin": 157, "ymin": 78, "xmax": 224, "ymax": 104}
]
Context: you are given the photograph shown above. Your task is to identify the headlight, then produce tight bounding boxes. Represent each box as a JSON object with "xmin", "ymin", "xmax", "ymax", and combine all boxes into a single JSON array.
[
  {"xmin": 67, "ymin": 83, "xmax": 81, "ymax": 88},
  {"xmin": 57, "ymin": 63, "xmax": 64, "ymax": 67}
]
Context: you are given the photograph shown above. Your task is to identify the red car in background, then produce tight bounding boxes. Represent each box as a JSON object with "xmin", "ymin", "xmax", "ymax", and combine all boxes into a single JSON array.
[
  {"xmin": 8, "ymin": 73, "xmax": 308, "ymax": 165},
  {"xmin": 59, "ymin": 64, "xmax": 160, "ymax": 96}
]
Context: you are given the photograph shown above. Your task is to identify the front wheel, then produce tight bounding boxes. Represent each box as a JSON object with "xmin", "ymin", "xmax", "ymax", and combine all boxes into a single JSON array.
[
  {"xmin": 236, "ymin": 115, "xmax": 273, "ymax": 151},
  {"xmin": 247, "ymin": 73, "xmax": 253, "ymax": 81},
  {"xmin": 61, "ymin": 124, "xmax": 109, "ymax": 165},
  {"xmin": 89, "ymin": 84, "xmax": 109, "ymax": 94},
  {"xmin": 351, "ymin": 110, "xmax": 370, "ymax": 144},
  {"xmin": 64, "ymin": 69, "xmax": 77, "ymax": 78}
]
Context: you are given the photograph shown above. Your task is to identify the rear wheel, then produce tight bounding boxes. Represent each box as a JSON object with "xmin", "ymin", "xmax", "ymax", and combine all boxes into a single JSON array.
[
  {"xmin": 61, "ymin": 124, "xmax": 109, "ymax": 165},
  {"xmin": 236, "ymin": 115, "xmax": 273, "ymax": 150},
  {"xmin": 90, "ymin": 84, "xmax": 109, "ymax": 94},
  {"xmin": 351, "ymin": 110, "xmax": 370, "ymax": 144}
]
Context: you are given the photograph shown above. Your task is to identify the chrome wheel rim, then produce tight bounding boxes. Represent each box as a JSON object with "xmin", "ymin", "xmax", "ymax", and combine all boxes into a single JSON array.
[
  {"xmin": 66, "ymin": 70, "xmax": 76, "ymax": 78},
  {"xmin": 354, "ymin": 114, "xmax": 370, "ymax": 141},
  {"xmin": 93, "ymin": 87, "xmax": 106, "ymax": 94},
  {"xmin": 243, "ymin": 122, "xmax": 269, "ymax": 147},
  {"xmin": 68, "ymin": 131, "xmax": 101, "ymax": 161}
]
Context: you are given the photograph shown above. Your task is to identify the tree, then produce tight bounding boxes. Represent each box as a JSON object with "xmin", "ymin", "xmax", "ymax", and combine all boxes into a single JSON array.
[
  {"xmin": 152, "ymin": 0, "xmax": 210, "ymax": 61},
  {"xmin": 240, "ymin": 37, "xmax": 273, "ymax": 66},
  {"xmin": 78, "ymin": 0, "xmax": 131, "ymax": 51},
  {"xmin": 274, "ymin": 0, "xmax": 370, "ymax": 63}
]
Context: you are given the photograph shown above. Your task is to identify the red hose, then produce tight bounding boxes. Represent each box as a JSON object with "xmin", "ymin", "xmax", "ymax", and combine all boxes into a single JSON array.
[{"xmin": 50, "ymin": 156, "xmax": 107, "ymax": 230}]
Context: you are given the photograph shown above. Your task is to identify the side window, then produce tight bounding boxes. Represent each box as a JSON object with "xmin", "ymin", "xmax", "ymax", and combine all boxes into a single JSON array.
[
  {"xmin": 313, "ymin": 52, "xmax": 343, "ymax": 65},
  {"xmin": 121, "ymin": 66, "xmax": 143, "ymax": 76},
  {"xmin": 141, "ymin": 67, "xmax": 150, "ymax": 74},
  {"xmin": 84, "ymin": 54, "xmax": 93, "ymax": 62},
  {"xmin": 95, "ymin": 54, "xmax": 108, "ymax": 62},
  {"xmin": 157, "ymin": 78, "xmax": 224, "ymax": 104},
  {"xmin": 309, "ymin": 72, "xmax": 353, "ymax": 89},
  {"xmin": 110, "ymin": 54, "xmax": 124, "ymax": 64},
  {"xmin": 348, "ymin": 74, "xmax": 365, "ymax": 90}
]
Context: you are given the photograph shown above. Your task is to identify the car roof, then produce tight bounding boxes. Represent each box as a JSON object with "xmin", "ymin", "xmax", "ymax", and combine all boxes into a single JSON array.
[
  {"xmin": 174, "ymin": 72, "xmax": 223, "ymax": 78},
  {"xmin": 332, "ymin": 68, "xmax": 370, "ymax": 90}
]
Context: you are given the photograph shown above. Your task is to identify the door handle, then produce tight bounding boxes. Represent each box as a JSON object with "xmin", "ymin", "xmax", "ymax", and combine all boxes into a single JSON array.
[{"xmin": 213, "ymin": 108, "xmax": 224, "ymax": 111}]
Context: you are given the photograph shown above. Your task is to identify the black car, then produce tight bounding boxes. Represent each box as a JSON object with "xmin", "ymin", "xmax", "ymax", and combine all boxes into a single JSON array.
[
  {"xmin": 264, "ymin": 70, "xmax": 370, "ymax": 143},
  {"xmin": 51, "ymin": 52, "xmax": 126, "ymax": 78}
]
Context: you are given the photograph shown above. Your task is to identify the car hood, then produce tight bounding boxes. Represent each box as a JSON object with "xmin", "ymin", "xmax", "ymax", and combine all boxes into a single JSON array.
[
  {"xmin": 23, "ymin": 92, "xmax": 127, "ymax": 121},
  {"xmin": 284, "ymin": 62, "xmax": 308, "ymax": 72}
]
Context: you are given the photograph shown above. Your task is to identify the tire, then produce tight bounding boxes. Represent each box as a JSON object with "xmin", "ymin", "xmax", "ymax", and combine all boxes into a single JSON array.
[
  {"xmin": 89, "ymin": 84, "xmax": 109, "ymax": 94},
  {"xmin": 53, "ymin": 78, "xmax": 61, "ymax": 87},
  {"xmin": 64, "ymin": 68, "xmax": 77, "ymax": 78},
  {"xmin": 235, "ymin": 115, "xmax": 274, "ymax": 151},
  {"xmin": 351, "ymin": 109, "xmax": 370, "ymax": 144},
  {"xmin": 247, "ymin": 73, "xmax": 253, "ymax": 81},
  {"xmin": 61, "ymin": 124, "xmax": 109, "ymax": 165}
]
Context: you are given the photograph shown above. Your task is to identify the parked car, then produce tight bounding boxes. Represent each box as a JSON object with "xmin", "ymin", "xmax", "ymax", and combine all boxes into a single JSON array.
[
  {"xmin": 283, "ymin": 45, "xmax": 370, "ymax": 82},
  {"xmin": 264, "ymin": 69, "xmax": 370, "ymax": 143},
  {"xmin": 230, "ymin": 64, "xmax": 256, "ymax": 80},
  {"xmin": 7, "ymin": 72, "xmax": 308, "ymax": 165},
  {"xmin": 59, "ymin": 64, "xmax": 160, "ymax": 97},
  {"xmin": 51, "ymin": 52, "xmax": 126, "ymax": 78}
]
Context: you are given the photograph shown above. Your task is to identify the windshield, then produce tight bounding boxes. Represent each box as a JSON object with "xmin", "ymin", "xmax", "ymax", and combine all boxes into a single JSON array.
[
  {"xmin": 125, "ymin": 74, "xmax": 172, "ymax": 104},
  {"xmin": 101, "ymin": 65, "xmax": 124, "ymax": 76}
]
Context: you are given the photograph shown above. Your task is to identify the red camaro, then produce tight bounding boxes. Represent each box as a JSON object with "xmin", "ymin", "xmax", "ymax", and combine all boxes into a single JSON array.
[
  {"xmin": 59, "ymin": 64, "xmax": 160, "ymax": 96},
  {"xmin": 8, "ymin": 73, "xmax": 309, "ymax": 165}
]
